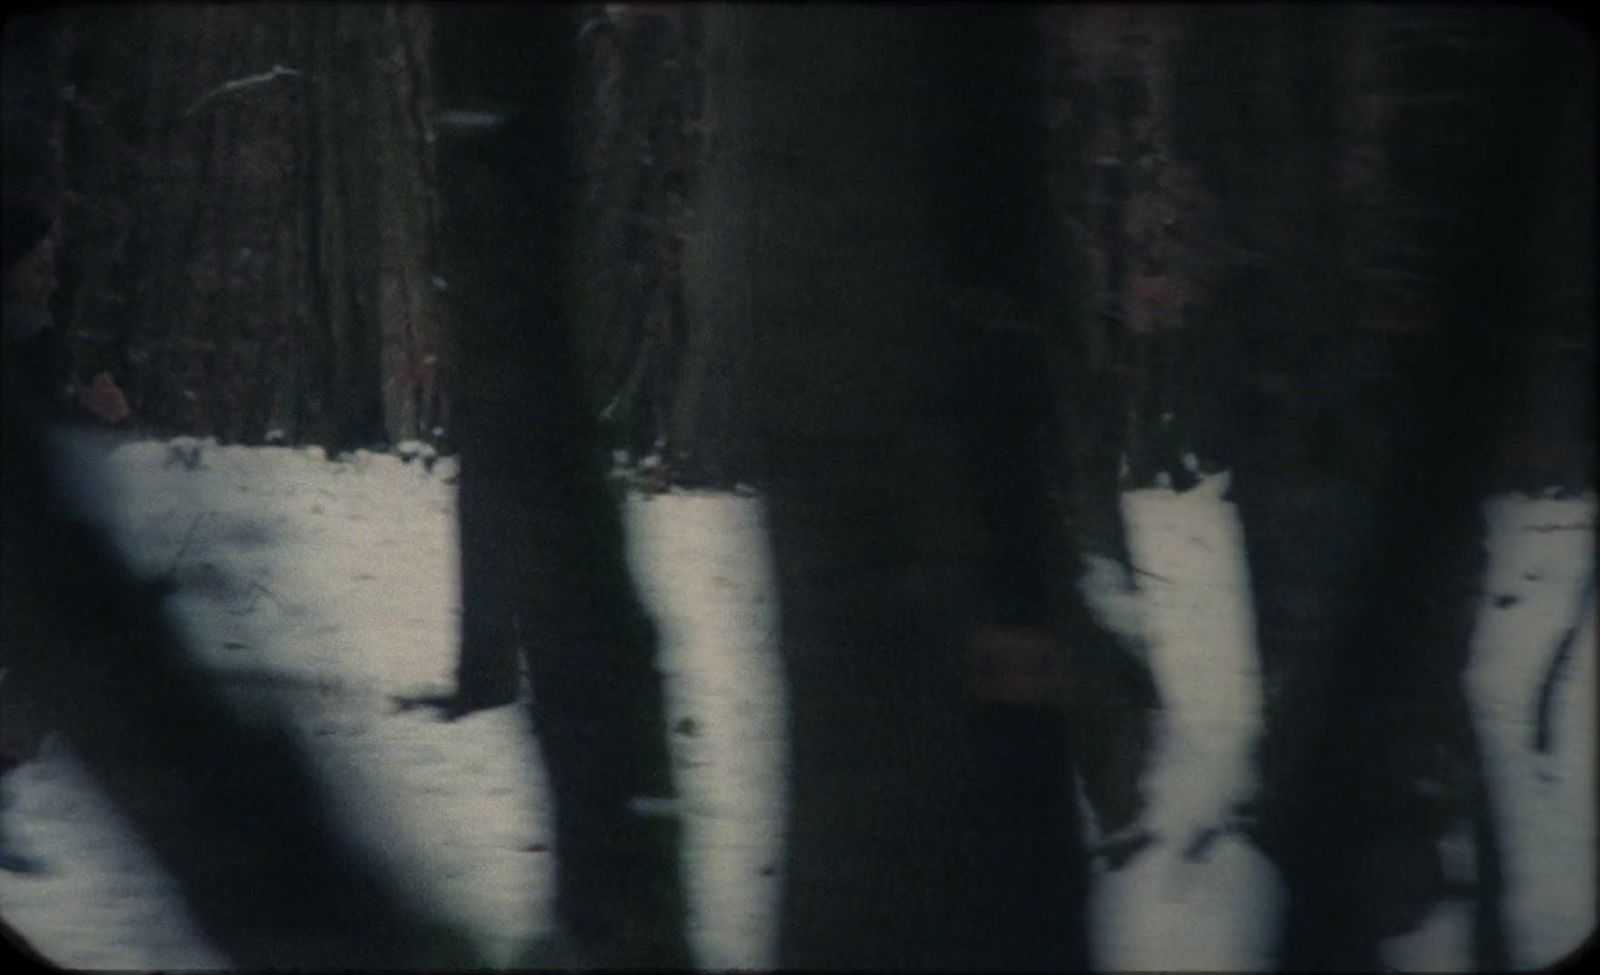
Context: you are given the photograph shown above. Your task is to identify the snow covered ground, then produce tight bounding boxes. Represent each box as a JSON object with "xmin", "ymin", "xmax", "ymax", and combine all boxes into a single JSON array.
[{"xmin": 1, "ymin": 431, "xmax": 1593, "ymax": 970}]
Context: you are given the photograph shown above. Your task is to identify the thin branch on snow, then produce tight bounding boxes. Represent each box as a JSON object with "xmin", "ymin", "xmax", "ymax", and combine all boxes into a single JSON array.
[
  {"xmin": 1130, "ymin": 565, "xmax": 1174, "ymax": 585},
  {"xmin": 1531, "ymin": 569, "xmax": 1596, "ymax": 754},
  {"xmin": 1518, "ymin": 522, "xmax": 1594, "ymax": 534},
  {"xmin": 223, "ymin": 579, "xmax": 288, "ymax": 618},
  {"xmin": 183, "ymin": 64, "xmax": 303, "ymax": 118},
  {"xmin": 165, "ymin": 511, "xmax": 209, "ymax": 578}
]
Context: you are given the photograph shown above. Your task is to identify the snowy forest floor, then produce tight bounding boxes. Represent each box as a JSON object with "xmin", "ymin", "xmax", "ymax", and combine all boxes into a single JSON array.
[{"xmin": 1, "ymin": 430, "xmax": 1593, "ymax": 970}]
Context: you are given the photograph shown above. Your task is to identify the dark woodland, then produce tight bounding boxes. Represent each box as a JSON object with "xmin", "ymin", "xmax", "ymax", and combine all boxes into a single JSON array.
[{"xmin": 1, "ymin": 3, "xmax": 1593, "ymax": 970}]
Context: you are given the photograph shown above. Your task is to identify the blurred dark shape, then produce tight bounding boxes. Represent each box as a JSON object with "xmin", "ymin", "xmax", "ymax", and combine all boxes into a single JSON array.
[
  {"xmin": 1, "ymin": 360, "xmax": 479, "ymax": 967},
  {"xmin": 1173, "ymin": 6, "xmax": 1593, "ymax": 968},
  {"xmin": 434, "ymin": 5, "xmax": 688, "ymax": 966},
  {"xmin": 725, "ymin": 7, "xmax": 1161, "ymax": 967}
]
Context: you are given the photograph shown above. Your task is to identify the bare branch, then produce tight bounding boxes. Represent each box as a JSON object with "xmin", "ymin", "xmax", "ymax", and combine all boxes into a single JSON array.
[{"xmin": 183, "ymin": 64, "xmax": 303, "ymax": 118}]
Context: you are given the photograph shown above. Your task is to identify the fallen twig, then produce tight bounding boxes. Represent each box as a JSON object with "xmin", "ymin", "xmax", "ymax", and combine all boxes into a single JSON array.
[
  {"xmin": 1131, "ymin": 565, "xmax": 1174, "ymax": 585},
  {"xmin": 1531, "ymin": 568, "xmax": 1595, "ymax": 754},
  {"xmin": 165, "ymin": 511, "xmax": 210, "ymax": 578}
]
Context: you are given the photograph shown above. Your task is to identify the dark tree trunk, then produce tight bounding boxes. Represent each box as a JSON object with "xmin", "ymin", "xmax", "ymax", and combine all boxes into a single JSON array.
[
  {"xmin": 726, "ymin": 8, "xmax": 1096, "ymax": 966},
  {"xmin": 433, "ymin": 5, "xmax": 688, "ymax": 965},
  {"xmin": 309, "ymin": 4, "xmax": 387, "ymax": 453},
  {"xmin": 0, "ymin": 8, "xmax": 71, "ymax": 203},
  {"xmin": 1176, "ymin": 7, "xmax": 1589, "ymax": 968},
  {"xmin": 674, "ymin": 7, "xmax": 752, "ymax": 488},
  {"xmin": 570, "ymin": 10, "xmax": 700, "ymax": 466}
]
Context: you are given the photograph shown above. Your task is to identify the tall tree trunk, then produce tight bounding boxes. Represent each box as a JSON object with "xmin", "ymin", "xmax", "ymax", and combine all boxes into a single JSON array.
[
  {"xmin": 572, "ymin": 10, "xmax": 696, "ymax": 456},
  {"xmin": 371, "ymin": 3, "xmax": 442, "ymax": 447},
  {"xmin": 434, "ymin": 6, "xmax": 688, "ymax": 965},
  {"xmin": 726, "ymin": 8, "xmax": 1095, "ymax": 966},
  {"xmin": 674, "ymin": 7, "xmax": 752, "ymax": 487},
  {"xmin": 312, "ymin": 5, "xmax": 386, "ymax": 453},
  {"xmin": 1179, "ymin": 7, "xmax": 1588, "ymax": 967}
]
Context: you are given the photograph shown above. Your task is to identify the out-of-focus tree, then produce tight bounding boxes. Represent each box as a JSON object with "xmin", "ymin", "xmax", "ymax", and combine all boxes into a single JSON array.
[
  {"xmin": 1169, "ymin": 6, "xmax": 1593, "ymax": 967},
  {"xmin": 671, "ymin": 6, "xmax": 754, "ymax": 489},
  {"xmin": 717, "ymin": 7, "xmax": 1162, "ymax": 966},
  {"xmin": 302, "ymin": 3, "xmax": 442, "ymax": 452},
  {"xmin": 1041, "ymin": 6, "xmax": 1220, "ymax": 498},
  {"xmin": 433, "ymin": 5, "xmax": 689, "ymax": 965},
  {"xmin": 570, "ymin": 5, "xmax": 706, "ymax": 484}
]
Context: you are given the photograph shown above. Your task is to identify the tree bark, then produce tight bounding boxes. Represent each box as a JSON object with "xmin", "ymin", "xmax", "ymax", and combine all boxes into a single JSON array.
[
  {"xmin": 434, "ymin": 5, "xmax": 688, "ymax": 965},
  {"xmin": 674, "ymin": 7, "xmax": 752, "ymax": 487},
  {"xmin": 726, "ymin": 8, "xmax": 1095, "ymax": 966},
  {"xmin": 1178, "ymin": 7, "xmax": 1587, "ymax": 967}
]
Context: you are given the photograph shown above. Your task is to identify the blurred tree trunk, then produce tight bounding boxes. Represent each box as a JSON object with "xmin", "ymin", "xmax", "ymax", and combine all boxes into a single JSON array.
[
  {"xmin": 307, "ymin": 3, "xmax": 440, "ymax": 453},
  {"xmin": 726, "ymin": 8, "xmax": 1109, "ymax": 966},
  {"xmin": 1042, "ymin": 8, "xmax": 1209, "ymax": 496},
  {"xmin": 673, "ymin": 8, "xmax": 751, "ymax": 487},
  {"xmin": 572, "ymin": 8, "xmax": 669, "ymax": 416},
  {"xmin": 1174, "ymin": 7, "xmax": 1590, "ymax": 968},
  {"xmin": 1044, "ymin": 8, "xmax": 1146, "ymax": 556},
  {"xmin": 366, "ymin": 4, "xmax": 442, "ymax": 448},
  {"xmin": 434, "ymin": 5, "xmax": 688, "ymax": 965},
  {"xmin": 569, "ymin": 8, "xmax": 700, "ymax": 471}
]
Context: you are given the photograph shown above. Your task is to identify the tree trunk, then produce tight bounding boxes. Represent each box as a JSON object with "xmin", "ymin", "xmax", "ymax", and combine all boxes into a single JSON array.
[
  {"xmin": 1179, "ymin": 7, "xmax": 1588, "ymax": 967},
  {"xmin": 726, "ymin": 8, "xmax": 1094, "ymax": 966},
  {"xmin": 372, "ymin": 3, "xmax": 442, "ymax": 447},
  {"xmin": 674, "ymin": 7, "xmax": 752, "ymax": 487},
  {"xmin": 434, "ymin": 5, "xmax": 688, "ymax": 965},
  {"xmin": 571, "ymin": 10, "xmax": 697, "ymax": 461}
]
